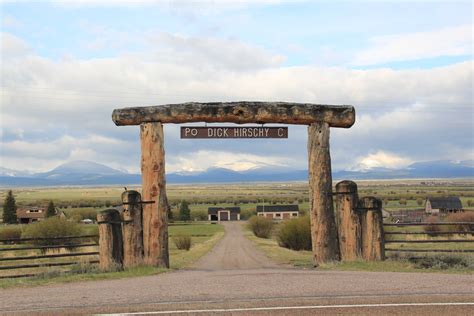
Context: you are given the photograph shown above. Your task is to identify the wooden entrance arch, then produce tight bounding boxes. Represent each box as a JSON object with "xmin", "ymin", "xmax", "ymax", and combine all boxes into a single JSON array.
[{"xmin": 112, "ymin": 102, "xmax": 355, "ymax": 267}]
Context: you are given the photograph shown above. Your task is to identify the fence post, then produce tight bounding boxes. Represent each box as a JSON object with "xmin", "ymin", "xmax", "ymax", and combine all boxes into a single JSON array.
[
  {"xmin": 335, "ymin": 180, "xmax": 361, "ymax": 261},
  {"xmin": 359, "ymin": 197, "xmax": 385, "ymax": 261},
  {"xmin": 97, "ymin": 209, "xmax": 123, "ymax": 270},
  {"xmin": 121, "ymin": 190, "xmax": 144, "ymax": 267}
]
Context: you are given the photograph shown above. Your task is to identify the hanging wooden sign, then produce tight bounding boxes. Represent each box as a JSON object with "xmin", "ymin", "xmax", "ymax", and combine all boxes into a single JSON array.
[{"xmin": 180, "ymin": 126, "xmax": 288, "ymax": 139}]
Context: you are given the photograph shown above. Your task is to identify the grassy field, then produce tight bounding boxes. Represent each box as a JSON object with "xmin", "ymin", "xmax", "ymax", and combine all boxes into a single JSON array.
[
  {"xmin": 244, "ymin": 223, "xmax": 474, "ymax": 273},
  {"xmin": 1, "ymin": 179, "xmax": 473, "ymax": 220},
  {"xmin": 0, "ymin": 222, "xmax": 224, "ymax": 288}
]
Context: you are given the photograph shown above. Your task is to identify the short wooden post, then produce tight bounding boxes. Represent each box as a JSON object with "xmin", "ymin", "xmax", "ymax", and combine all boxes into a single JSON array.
[
  {"xmin": 97, "ymin": 209, "xmax": 123, "ymax": 270},
  {"xmin": 359, "ymin": 197, "xmax": 385, "ymax": 261},
  {"xmin": 335, "ymin": 180, "xmax": 361, "ymax": 261},
  {"xmin": 140, "ymin": 122, "xmax": 169, "ymax": 268},
  {"xmin": 121, "ymin": 190, "xmax": 144, "ymax": 267},
  {"xmin": 308, "ymin": 122, "xmax": 340, "ymax": 265}
]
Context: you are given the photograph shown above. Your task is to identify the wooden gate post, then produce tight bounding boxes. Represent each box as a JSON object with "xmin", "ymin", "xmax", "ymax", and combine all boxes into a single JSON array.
[
  {"xmin": 335, "ymin": 180, "xmax": 361, "ymax": 261},
  {"xmin": 308, "ymin": 122, "xmax": 340, "ymax": 265},
  {"xmin": 121, "ymin": 190, "xmax": 144, "ymax": 267},
  {"xmin": 359, "ymin": 197, "xmax": 385, "ymax": 261},
  {"xmin": 140, "ymin": 122, "xmax": 169, "ymax": 268},
  {"xmin": 97, "ymin": 209, "xmax": 123, "ymax": 270}
]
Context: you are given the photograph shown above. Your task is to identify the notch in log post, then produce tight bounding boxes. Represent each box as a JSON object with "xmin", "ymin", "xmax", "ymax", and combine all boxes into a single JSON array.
[
  {"xmin": 335, "ymin": 180, "xmax": 361, "ymax": 261},
  {"xmin": 97, "ymin": 209, "xmax": 124, "ymax": 271},
  {"xmin": 359, "ymin": 197, "xmax": 385, "ymax": 261},
  {"xmin": 121, "ymin": 190, "xmax": 144, "ymax": 268}
]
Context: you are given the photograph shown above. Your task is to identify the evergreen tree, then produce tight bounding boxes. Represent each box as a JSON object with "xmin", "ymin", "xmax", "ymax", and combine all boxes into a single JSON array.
[
  {"xmin": 179, "ymin": 200, "xmax": 191, "ymax": 222},
  {"xmin": 46, "ymin": 200, "xmax": 56, "ymax": 217},
  {"xmin": 3, "ymin": 190, "xmax": 17, "ymax": 224},
  {"xmin": 167, "ymin": 205, "xmax": 174, "ymax": 222}
]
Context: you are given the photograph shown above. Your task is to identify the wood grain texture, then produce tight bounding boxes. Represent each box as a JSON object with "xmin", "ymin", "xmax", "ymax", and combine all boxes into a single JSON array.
[
  {"xmin": 121, "ymin": 190, "xmax": 144, "ymax": 268},
  {"xmin": 359, "ymin": 197, "xmax": 385, "ymax": 261},
  {"xmin": 308, "ymin": 122, "xmax": 340, "ymax": 265},
  {"xmin": 97, "ymin": 209, "xmax": 123, "ymax": 271},
  {"xmin": 113, "ymin": 102, "xmax": 355, "ymax": 128},
  {"xmin": 140, "ymin": 122, "xmax": 169, "ymax": 268},
  {"xmin": 335, "ymin": 180, "xmax": 361, "ymax": 261}
]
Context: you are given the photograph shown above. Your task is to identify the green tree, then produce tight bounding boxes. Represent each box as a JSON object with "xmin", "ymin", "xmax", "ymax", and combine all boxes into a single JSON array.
[
  {"xmin": 179, "ymin": 200, "xmax": 191, "ymax": 222},
  {"xmin": 168, "ymin": 205, "xmax": 174, "ymax": 222},
  {"xmin": 46, "ymin": 200, "xmax": 56, "ymax": 217},
  {"xmin": 3, "ymin": 190, "xmax": 17, "ymax": 224}
]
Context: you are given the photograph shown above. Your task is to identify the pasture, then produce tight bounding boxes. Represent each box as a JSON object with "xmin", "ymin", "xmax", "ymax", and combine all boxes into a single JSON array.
[
  {"xmin": 1, "ymin": 179, "xmax": 473, "ymax": 220},
  {"xmin": 0, "ymin": 222, "xmax": 224, "ymax": 286}
]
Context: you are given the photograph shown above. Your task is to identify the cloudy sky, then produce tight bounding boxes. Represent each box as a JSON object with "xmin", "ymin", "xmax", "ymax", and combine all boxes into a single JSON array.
[{"xmin": 1, "ymin": 0, "xmax": 472, "ymax": 174}]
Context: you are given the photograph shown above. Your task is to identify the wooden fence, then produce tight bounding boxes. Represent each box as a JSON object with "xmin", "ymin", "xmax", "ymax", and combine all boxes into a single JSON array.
[
  {"xmin": 384, "ymin": 222, "xmax": 474, "ymax": 256},
  {"xmin": 0, "ymin": 234, "xmax": 99, "ymax": 279}
]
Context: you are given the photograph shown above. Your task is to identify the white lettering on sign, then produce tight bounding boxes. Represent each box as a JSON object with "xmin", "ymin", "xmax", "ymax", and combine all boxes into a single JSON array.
[{"xmin": 181, "ymin": 126, "xmax": 287, "ymax": 138}]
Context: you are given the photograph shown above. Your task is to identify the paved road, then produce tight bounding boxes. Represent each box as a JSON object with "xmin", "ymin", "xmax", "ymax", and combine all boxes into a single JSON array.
[{"xmin": 1, "ymin": 222, "xmax": 473, "ymax": 315}]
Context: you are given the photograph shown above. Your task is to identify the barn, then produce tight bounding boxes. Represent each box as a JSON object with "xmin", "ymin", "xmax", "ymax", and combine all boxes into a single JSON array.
[
  {"xmin": 257, "ymin": 205, "xmax": 299, "ymax": 220},
  {"xmin": 208, "ymin": 207, "xmax": 240, "ymax": 221},
  {"xmin": 425, "ymin": 197, "xmax": 463, "ymax": 215}
]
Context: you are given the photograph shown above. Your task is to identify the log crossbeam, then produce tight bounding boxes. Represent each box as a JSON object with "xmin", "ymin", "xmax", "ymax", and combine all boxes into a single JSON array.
[{"xmin": 112, "ymin": 102, "xmax": 355, "ymax": 128}]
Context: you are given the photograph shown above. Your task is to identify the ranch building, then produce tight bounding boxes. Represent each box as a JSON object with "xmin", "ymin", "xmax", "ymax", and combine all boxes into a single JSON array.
[
  {"xmin": 257, "ymin": 205, "xmax": 299, "ymax": 220},
  {"xmin": 425, "ymin": 197, "xmax": 463, "ymax": 215},
  {"xmin": 16, "ymin": 207, "xmax": 46, "ymax": 224},
  {"xmin": 208, "ymin": 207, "xmax": 240, "ymax": 221}
]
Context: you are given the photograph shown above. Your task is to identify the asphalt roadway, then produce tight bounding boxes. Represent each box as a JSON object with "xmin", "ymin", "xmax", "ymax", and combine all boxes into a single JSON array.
[{"xmin": 1, "ymin": 222, "xmax": 473, "ymax": 315}]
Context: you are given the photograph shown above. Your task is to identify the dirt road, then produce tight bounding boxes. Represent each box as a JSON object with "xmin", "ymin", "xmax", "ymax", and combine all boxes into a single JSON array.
[
  {"xmin": 1, "ymin": 222, "xmax": 473, "ymax": 315},
  {"xmin": 192, "ymin": 222, "xmax": 279, "ymax": 270}
]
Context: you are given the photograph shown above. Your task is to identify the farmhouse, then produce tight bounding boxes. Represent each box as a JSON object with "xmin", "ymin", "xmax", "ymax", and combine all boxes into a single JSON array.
[
  {"xmin": 208, "ymin": 207, "xmax": 240, "ymax": 221},
  {"xmin": 16, "ymin": 207, "xmax": 46, "ymax": 224},
  {"xmin": 257, "ymin": 205, "xmax": 299, "ymax": 220},
  {"xmin": 425, "ymin": 197, "xmax": 463, "ymax": 215}
]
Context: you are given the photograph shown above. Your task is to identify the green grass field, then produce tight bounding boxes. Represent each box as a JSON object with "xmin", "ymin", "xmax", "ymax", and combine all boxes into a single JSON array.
[
  {"xmin": 1, "ymin": 179, "xmax": 473, "ymax": 217},
  {"xmin": 244, "ymin": 224, "xmax": 474, "ymax": 273},
  {"xmin": 0, "ymin": 222, "xmax": 224, "ymax": 288}
]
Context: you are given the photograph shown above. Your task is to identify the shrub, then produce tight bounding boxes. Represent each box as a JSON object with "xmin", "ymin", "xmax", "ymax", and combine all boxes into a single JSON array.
[
  {"xmin": 0, "ymin": 226, "xmax": 22, "ymax": 243},
  {"xmin": 444, "ymin": 212, "xmax": 474, "ymax": 234},
  {"xmin": 68, "ymin": 209, "xmax": 99, "ymax": 222},
  {"xmin": 173, "ymin": 235, "xmax": 191, "ymax": 250},
  {"xmin": 191, "ymin": 210, "xmax": 208, "ymax": 221},
  {"xmin": 23, "ymin": 217, "xmax": 82, "ymax": 248},
  {"xmin": 276, "ymin": 216, "xmax": 312, "ymax": 251},
  {"xmin": 409, "ymin": 255, "xmax": 471, "ymax": 270},
  {"xmin": 240, "ymin": 209, "xmax": 256, "ymax": 220},
  {"xmin": 247, "ymin": 216, "xmax": 274, "ymax": 238},
  {"xmin": 423, "ymin": 216, "xmax": 443, "ymax": 236}
]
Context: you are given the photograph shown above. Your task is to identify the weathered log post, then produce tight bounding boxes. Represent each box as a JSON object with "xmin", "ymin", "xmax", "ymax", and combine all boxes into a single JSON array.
[
  {"xmin": 97, "ymin": 209, "xmax": 123, "ymax": 270},
  {"xmin": 359, "ymin": 197, "xmax": 385, "ymax": 261},
  {"xmin": 121, "ymin": 190, "xmax": 144, "ymax": 267},
  {"xmin": 140, "ymin": 122, "xmax": 169, "ymax": 268},
  {"xmin": 335, "ymin": 180, "xmax": 361, "ymax": 261},
  {"xmin": 308, "ymin": 121, "xmax": 340, "ymax": 265}
]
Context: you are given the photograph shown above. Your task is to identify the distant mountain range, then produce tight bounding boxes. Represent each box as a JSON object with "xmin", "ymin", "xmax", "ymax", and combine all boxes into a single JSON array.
[{"xmin": 0, "ymin": 160, "xmax": 473, "ymax": 187}]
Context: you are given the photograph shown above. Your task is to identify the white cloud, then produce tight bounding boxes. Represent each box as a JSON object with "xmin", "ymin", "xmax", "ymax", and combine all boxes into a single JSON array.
[
  {"xmin": 0, "ymin": 30, "xmax": 472, "ymax": 173},
  {"xmin": 0, "ymin": 32, "xmax": 31, "ymax": 60},
  {"xmin": 167, "ymin": 150, "xmax": 291, "ymax": 173},
  {"xmin": 353, "ymin": 25, "xmax": 472, "ymax": 66},
  {"xmin": 352, "ymin": 151, "xmax": 412, "ymax": 170}
]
